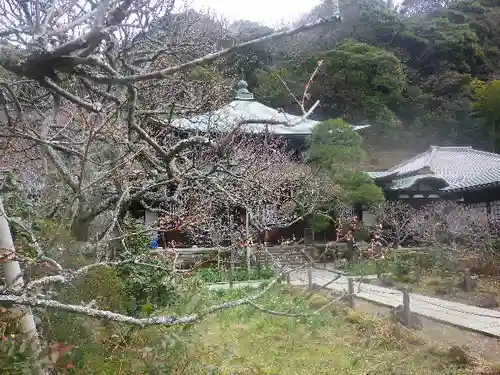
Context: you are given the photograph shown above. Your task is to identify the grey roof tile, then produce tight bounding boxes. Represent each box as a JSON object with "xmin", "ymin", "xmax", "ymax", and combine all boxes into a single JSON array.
[
  {"xmin": 366, "ymin": 171, "xmax": 397, "ymax": 179},
  {"xmin": 369, "ymin": 146, "xmax": 500, "ymax": 191},
  {"xmin": 388, "ymin": 174, "xmax": 447, "ymax": 190}
]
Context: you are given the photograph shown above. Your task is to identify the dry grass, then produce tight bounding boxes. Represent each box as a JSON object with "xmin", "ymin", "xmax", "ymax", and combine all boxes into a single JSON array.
[
  {"xmin": 160, "ymin": 286, "xmax": 480, "ymax": 375},
  {"xmin": 5, "ymin": 285, "xmax": 495, "ymax": 374}
]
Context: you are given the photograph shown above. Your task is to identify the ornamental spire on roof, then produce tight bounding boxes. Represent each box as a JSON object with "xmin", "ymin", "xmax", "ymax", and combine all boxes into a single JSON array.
[{"xmin": 234, "ymin": 79, "xmax": 254, "ymax": 101}]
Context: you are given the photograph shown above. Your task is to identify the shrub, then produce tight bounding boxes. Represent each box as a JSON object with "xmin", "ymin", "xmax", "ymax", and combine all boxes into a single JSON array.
[
  {"xmin": 196, "ymin": 266, "xmax": 275, "ymax": 283},
  {"xmin": 40, "ymin": 267, "xmax": 129, "ymax": 355},
  {"xmin": 392, "ymin": 256, "xmax": 412, "ymax": 278},
  {"xmin": 356, "ymin": 225, "xmax": 372, "ymax": 243},
  {"xmin": 59, "ymin": 267, "xmax": 129, "ymax": 313},
  {"xmin": 114, "ymin": 216, "xmax": 180, "ymax": 314}
]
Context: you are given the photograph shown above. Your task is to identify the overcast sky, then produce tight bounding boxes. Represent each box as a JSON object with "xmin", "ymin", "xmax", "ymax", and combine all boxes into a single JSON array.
[{"xmin": 189, "ymin": 0, "xmax": 323, "ymax": 26}]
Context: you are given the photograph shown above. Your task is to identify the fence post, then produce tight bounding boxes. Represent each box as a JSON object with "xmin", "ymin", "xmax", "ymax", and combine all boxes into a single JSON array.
[
  {"xmin": 307, "ymin": 269, "xmax": 313, "ymax": 290},
  {"xmin": 402, "ymin": 287, "xmax": 411, "ymax": 327},
  {"xmin": 286, "ymin": 272, "xmax": 291, "ymax": 285},
  {"xmin": 464, "ymin": 268, "xmax": 472, "ymax": 292},
  {"xmin": 347, "ymin": 277, "xmax": 355, "ymax": 308},
  {"xmin": 375, "ymin": 261, "xmax": 382, "ymax": 279}
]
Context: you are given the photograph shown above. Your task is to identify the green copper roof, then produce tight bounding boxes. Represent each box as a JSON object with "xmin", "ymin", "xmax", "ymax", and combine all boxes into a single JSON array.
[
  {"xmin": 234, "ymin": 80, "xmax": 254, "ymax": 101},
  {"xmin": 169, "ymin": 80, "xmax": 371, "ymax": 136}
]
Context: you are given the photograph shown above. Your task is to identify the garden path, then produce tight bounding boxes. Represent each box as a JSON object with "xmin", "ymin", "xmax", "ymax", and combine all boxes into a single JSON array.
[{"xmin": 290, "ymin": 268, "xmax": 500, "ymax": 337}]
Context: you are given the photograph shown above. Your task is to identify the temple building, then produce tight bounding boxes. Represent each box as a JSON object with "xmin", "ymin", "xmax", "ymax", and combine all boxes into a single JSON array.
[
  {"xmin": 169, "ymin": 79, "xmax": 370, "ymax": 155},
  {"xmin": 367, "ymin": 146, "xmax": 500, "ymax": 217},
  {"xmin": 143, "ymin": 80, "xmax": 370, "ymax": 247}
]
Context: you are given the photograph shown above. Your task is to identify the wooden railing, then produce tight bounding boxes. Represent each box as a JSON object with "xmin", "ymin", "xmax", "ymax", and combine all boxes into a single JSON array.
[{"xmin": 149, "ymin": 242, "xmax": 372, "ymax": 269}]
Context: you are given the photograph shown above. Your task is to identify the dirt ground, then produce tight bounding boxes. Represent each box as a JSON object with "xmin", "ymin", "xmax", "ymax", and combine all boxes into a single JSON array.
[
  {"xmin": 292, "ymin": 282, "xmax": 500, "ymax": 364},
  {"xmin": 293, "ymin": 280, "xmax": 500, "ymax": 366},
  {"xmin": 353, "ymin": 297, "xmax": 500, "ymax": 362}
]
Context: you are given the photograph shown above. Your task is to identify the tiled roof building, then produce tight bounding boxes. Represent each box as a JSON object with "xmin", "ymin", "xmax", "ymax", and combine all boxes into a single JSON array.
[
  {"xmin": 367, "ymin": 146, "xmax": 500, "ymax": 215},
  {"xmin": 170, "ymin": 80, "xmax": 370, "ymax": 136}
]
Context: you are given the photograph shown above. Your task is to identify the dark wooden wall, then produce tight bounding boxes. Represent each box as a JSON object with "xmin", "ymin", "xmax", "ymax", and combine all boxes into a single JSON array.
[{"xmin": 383, "ymin": 184, "xmax": 500, "ymax": 214}]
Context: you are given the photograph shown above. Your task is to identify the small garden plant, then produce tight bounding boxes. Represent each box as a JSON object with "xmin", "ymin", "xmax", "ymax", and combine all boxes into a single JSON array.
[{"xmin": 196, "ymin": 266, "xmax": 275, "ymax": 283}]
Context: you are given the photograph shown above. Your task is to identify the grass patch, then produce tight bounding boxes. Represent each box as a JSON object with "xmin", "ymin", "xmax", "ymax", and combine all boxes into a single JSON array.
[
  {"xmin": 342, "ymin": 248, "xmax": 443, "ymax": 279},
  {"xmin": 175, "ymin": 287, "xmax": 472, "ymax": 375},
  {"xmin": 343, "ymin": 261, "xmax": 382, "ymax": 276},
  {"xmin": 66, "ymin": 285, "xmax": 473, "ymax": 374},
  {"xmin": 197, "ymin": 266, "xmax": 275, "ymax": 283},
  {"xmin": 401, "ymin": 274, "xmax": 500, "ymax": 309},
  {"xmin": 2, "ymin": 284, "xmax": 481, "ymax": 374}
]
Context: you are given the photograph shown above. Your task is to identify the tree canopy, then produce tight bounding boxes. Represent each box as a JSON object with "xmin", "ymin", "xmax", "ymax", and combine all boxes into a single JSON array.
[
  {"xmin": 243, "ymin": 0, "xmax": 500, "ymax": 157},
  {"xmin": 309, "ymin": 118, "xmax": 365, "ymax": 169},
  {"xmin": 472, "ymin": 79, "xmax": 500, "ymax": 151},
  {"xmin": 256, "ymin": 41, "xmax": 406, "ymax": 132},
  {"xmin": 308, "ymin": 118, "xmax": 384, "ymax": 209}
]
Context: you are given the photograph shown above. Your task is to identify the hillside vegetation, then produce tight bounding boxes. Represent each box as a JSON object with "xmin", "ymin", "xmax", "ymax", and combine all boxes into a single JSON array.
[{"xmin": 232, "ymin": 0, "xmax": 500, "ymax": 162}]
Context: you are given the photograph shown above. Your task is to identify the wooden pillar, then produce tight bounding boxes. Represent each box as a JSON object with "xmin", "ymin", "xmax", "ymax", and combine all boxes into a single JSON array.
[
  {"xmin": 144, "ymin": 209, "xmax": 159, "ymax": 249},
  {"xmin": 402, "ymin": 287, "xmax": 411, "ymax": 327},
  {"xmin": 464, "ymin": 268, "xmax": 472, "ymax": 292},
  {"xmin": 375, "ymin": 261, "xmax": 382, "ymax": 279},
  {"xmin": 352, "ymin": 247, "xmax": 358, "ymax": 264},
  {"xmin": 415, "ymin": 254, "xmax": 421, "ymax": 284},
  {"xmin": 144, "ymin": 210, "xmax": 158, "ymax": 226}
]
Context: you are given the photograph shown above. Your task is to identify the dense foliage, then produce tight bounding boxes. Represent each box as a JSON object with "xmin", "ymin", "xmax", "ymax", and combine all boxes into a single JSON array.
[
  {"xmin": 2, "ymin": 1, "xmax": 500, "ymax": 372},
  {"xmin": 246, "ymin": 0, "xmax": 500, "ymax": 154},
  {"xmin": 308, "ymin": 118, "xmax": 384, "ymax": 209},
  {"xmin": 196, "ymin": 266, "xmax": 275, "ymax": 283}
]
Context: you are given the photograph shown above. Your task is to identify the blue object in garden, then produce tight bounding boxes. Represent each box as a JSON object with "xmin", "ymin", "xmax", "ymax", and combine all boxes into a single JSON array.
[{"xmin": 149, "ymin": 235, "xmax": 158, "ymax": 249}]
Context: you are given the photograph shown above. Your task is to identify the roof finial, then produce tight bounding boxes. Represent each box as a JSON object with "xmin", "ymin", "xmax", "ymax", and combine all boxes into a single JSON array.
[{"xmin": 235, "ymin": 75, "xmax": 254, "ymax": 101}]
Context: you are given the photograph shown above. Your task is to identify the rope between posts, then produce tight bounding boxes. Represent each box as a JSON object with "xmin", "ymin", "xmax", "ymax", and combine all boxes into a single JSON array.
[
  {"xmin": 353, "ymin": 287, "xmax": 500, "ymax": 322},
  {"xmin": 290, "ymin": 277, "xmax": 346, "ymax": 287},
  {"xmin": 311, "ymin": 265, "xmax": 347, "ymax": 275},
  {"xmin": 357, "ymin": 286, "xmax": 402, "ymax": 296},
  {"xmin": 293, "ymin": 270, "xmax": 500, "ymax": 328},
  {"xmin": 410, "ymin": 294, "xmax": 500, "ymax": 320}
]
